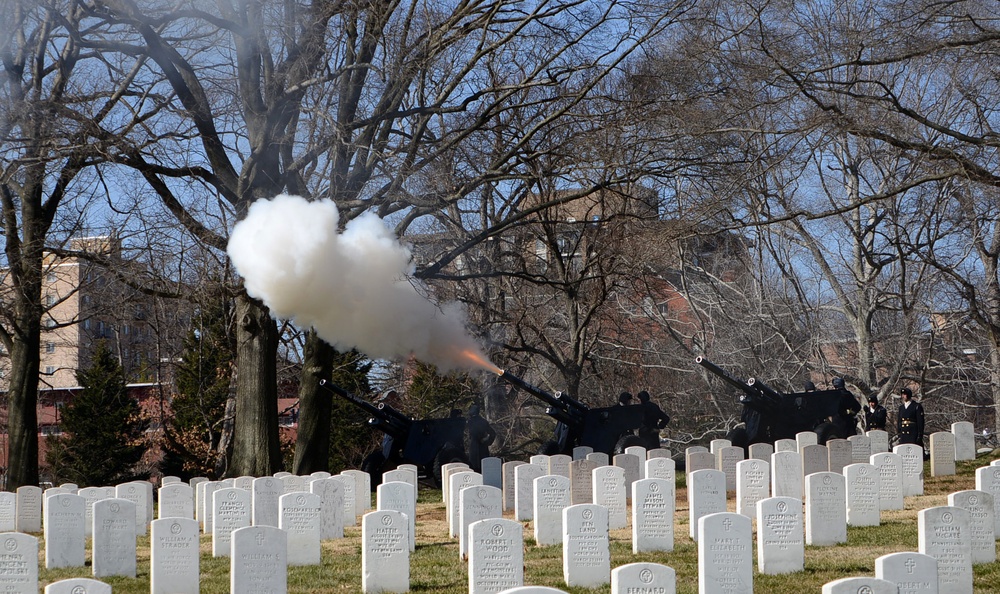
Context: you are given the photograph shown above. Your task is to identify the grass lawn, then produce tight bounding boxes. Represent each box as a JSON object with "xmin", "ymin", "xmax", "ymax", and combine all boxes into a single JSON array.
[{"xmin": 36, "ymin": 452, "xmax": 1000, "ymax": 593}]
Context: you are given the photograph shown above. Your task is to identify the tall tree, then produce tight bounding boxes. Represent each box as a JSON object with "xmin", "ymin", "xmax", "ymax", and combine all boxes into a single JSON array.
[
  {"xmin": 46, "ymin": 342, "xmax": 149, "ymax": 486},
  {"xmin": 0, "ymin": 0, "xmax": 136, "ymax": 488}
]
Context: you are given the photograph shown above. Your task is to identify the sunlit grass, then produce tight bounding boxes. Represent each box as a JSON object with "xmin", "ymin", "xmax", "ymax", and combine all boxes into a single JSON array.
[{"xmin": 32, "ymin": 450, "xmax": 1000, "ymax": 593}]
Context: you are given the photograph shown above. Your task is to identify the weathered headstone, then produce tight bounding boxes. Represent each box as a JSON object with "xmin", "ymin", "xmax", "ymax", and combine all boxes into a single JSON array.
[
  {"xmin": 770, "ymin": 450, "xmax": 803, "ymax": 500},
  {"xmin": 796, "ymin": 431, "xmax": 818, "ymax": 449},
  {"xmin": 514, "ymin": 463, "xmax": 545, "ymax": 521},
  {"xmin": 748, "ymin": 442, "xmax": 773, "ymax": 462},
  {"xmin": 871, "ymin": 452, "xmax": 905, "ymax": 511},
  {"xmin": 826, "ymin": 439, "xmax": 853, "ymax": 474},
  {"xmin": 736, "ymin": 459, "xmax": 769, "ymax": 518},
  {"xmin": 212, "ymin": 487, "xmax": 251, "ymax": 557},
  {"xmin": 848, "ymin": 434, "xmax": 872, "ymax": 463},
  {"xmin": 686, "ymin": 451, "xmax": 715, "ymax": 476},
  {"xmin": 844, "ymin": 463, "xmax": 880, "ymax": 527},
  {"xmin": 624, "ymin": 446, "xmax": 647, "ymax": 480},
  {"xmin": 230, "ymin": 526, "xmax": 287, "ymax": 594},
  {"xmin": 948, "ymin": 490, "xmax": 995, "ymax": 564},
  {"xmin": 613, "ymin": 452, "xmax": 641, "ymax": 500},
  {"xmin": 624, "ymin": 445, "xmax": 647, "ymax": 460},
  {"xmin": 150, "ymin": 517, "xmax": 199, "ymax": 594},
  {"xmin": 43, "ymin": 493, "xmax": 85, "ymax": 569},
  {"xmin": 895, "ymin": 443, "xmax": 925, "ymax": 496},
  {"xmin": 310, "ymin": 477, "xmax": 345, "ymax": 540},
  {"xmin": 717, "ymin": 446, "xmax": 744, "ymax": 492},
  {"xmin": 377, "ymin": 481, "xmax": 415, "ymax": 551},
  {"xmin": 116, "ymin": 481, "xmax": 150, "ymax": 536},
  {"xmin": 698, "ymin": 512, "xmax": 752, "ymax": 594},
  {"xmin": 279, "ymin": 492, "xmax": 322, "ymax": 566},
  {"xmin": 611, "ymin": 562, "xmax": 675, "ymax": 594},
  {"xmin": 548, "ymin": 454, "xmax": 572, "ymax": 479},
  {"xmin": 820, "ymin": 577, "xmax": 898, "ymax": 594},
  {"xmin": 756, "ymin": 496, "xmax": 804, "ymax": 574},
  {"xmin": 14, "ymin": 485, "xmax": 41, "ymax": 533},
  {"xmin": 200, "ymin": 481, "xmax": 220, "ymax": 533},
  {"xmin": 234, "ymin": 476, "xmax": 255, "ymax": 491},
  {"xmin": 930, "ymin": 432, "xmax": 957, "ymax": 477},
  {"xmin": 805, "ymin": 472, "xmax": 847, "ymax": 546},
  {"xmin": 586, "ymin": 452, "xmax": 610, "ymax": 467},
  {"xmin": 0, "ymin": 492, "xmax": 15, "ymax": 532},
  {"xmin": 562, "ymin": 504, "xmax": 610, "ymax": 588},
  {"xmin": 469, "ymin": 518, "xmax": 523, "ymax": 594},
  {"xmin": 592, "ymin": 465, "xmax": 627, "ymax": 530},
  {"xmin": 919, "ymin": 506, "xmax": 972, "ymax": 594},
  {"xmin": 0, "ymin": 532, "xmax": 37, "ymax": 593},
  {"xmin": 710, "ymin": 438, "xmax": 731, "ymax": 454},
  {"xmin": 774, "ymin": 439, "xmax": 797, "ymax": 453},
  {"xmin": 974, "ymin": 464, "xmax": 1000, "ymax": 537},
  {"xmin": 801, "ymin": 443, "xmax": 829, "ymax": 478},
  {"xmin": 382, "ymin": 468, "xmax": 418, "ymax": 504},
  {"xmin": 632, "ymin": 478, "xmax": 674, "ymax": 553},
  {"xmin": 645, "ymin": 457, "xmax": 675, "ymax": 483},
  {"xmin": 572, "ymin": 446, "xmax": 593, "ymax": 460},
  {"xmin": 868, "ymin": 429, "xmax": 890, "ymax": 454},
  {"xmin": 362, "ymin": 510, "xmax": 409, "ymax": 593},
  {"xmin": 687, "ymin": 469, "xmax": 726, "ymax": 541},
  {"xmin": 44, "ymin": 578, "xmax": 112, "ymax": 594},
  {"xmin": 334, "ymin": 474, "xmax": 358, "ymax": 528},
  {"xmin": 458, "ymin": 484, "xmax": 503, "ymax": 561},
  {"xmin": 281, "ymin": 474, "xmax": 306, "ymax": 495},
  {"xmin": 874, "ymin": 551, "xmax": 938, "ymax": 594},
  {"xmin": 159, "ymin": 483, "xmax": 194, "ymax": 520},
  {"xmin": 441, "ymin": 462, "xmax": 471, "ymax": 506},
  {"xmin": 342, "ymin": 469, "xmax": 372, "ymax": 514},
  {"xmin": 252, "ymin": 476, "xmax": 282, "ymax": 528},
  {"xmin": 92, "ymin": 498, "xmax": 137, "ymax": 578},
  {"xmin": 569, "ymin": 459, "xmax": 597, "ymax": 505},
  {"xmin": 533, "ymin": 476, "xmax": 571, "ymax": 547},
  {"xmin": 502, "ymin": 461, "xmax": 525, "ymax": 512},
  {"xmin": 449, "ymin": 471, "xmax": 483, "ymax": 538},
  {"xmin": 77, "ymin": 487, "xmax": 108, "ymax": 537},
  {"xmin": 483, "ymin": 457, "xmax": 503, "ymax": 490},
  {"xmin": 953, "ymin": 421, "xmax": 976, "ymax": 461},
  {"xmin": 647, "ymin": 448, "xmax": 671, "ymax": 459},
  {"xmin": 529, "ymin": 455, "xmax": 550, "ymax": 468}
]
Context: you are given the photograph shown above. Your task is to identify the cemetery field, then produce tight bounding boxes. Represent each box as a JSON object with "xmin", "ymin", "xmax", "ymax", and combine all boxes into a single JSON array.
[{"xmin": 33, "ymin": 453, "xmax": 1000, "ymax": 593}]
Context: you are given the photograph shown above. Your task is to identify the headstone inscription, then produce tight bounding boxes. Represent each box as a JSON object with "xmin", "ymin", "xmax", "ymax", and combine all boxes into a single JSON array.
[
  {"xmin": 611, "ymin": 562, "xmax": 676, "ymax": 594},
  {"xmin": 805, "ymin": 472, "xmax": 847, "ymax": 546},
  {"xmin": 362, "ymin": 510, "xmax": 409, "ymax": 594},
  {"xmin": 279, "ymin": 492, "xmax": 322, "ymax": 566},
  {"xmin": 697, "ymin": 512, "xmax": 752, "ymax": 594},
  {"xmin": 43, "ymin": 493, "xmax": 85, "ymax": 569},
  {"xmin": 469, "ymin": 518, "xmax": 523, "ymax": 594},
  {"xmin": 0, "ymin": 532, "xmax": 37, "ymax": 593},
  {"xmin": 688, "ymin": 469, "xmax": 726, "ymax": 541},
  {"xmin": 212, "ymin": 487, "xmax": 251, "ymax": 557},
  {"xmin": 632, "ymin": 478, "xmax": 674, "ymax": 553},
  {"xmin": 874, "ymin": 551, "xmax": 938, "ymax": 594},
  {"xmin": 756, "ymin": 496, "xmax": 804, "ymax": 575},
  {"xmin": 150, "ymin": 517, "xmax": 200, "ymax": 594},
  {"xmin": 230, "ymin": 525, "xmax": 287, "ymax": 594},
  {"xmin": 460, "ymin": 485, "xmax": 502, "ymax": 560},
  {"xmin": 918, "ymin": 506, "xmax": 973, "ymax": 594},
  {"xmin": 92, "ymin": 498, "xmax": 137, "ymax": 578},
  {"xmin": 562, "ymin": 504, "xmax": 610, "ymax": 589}
]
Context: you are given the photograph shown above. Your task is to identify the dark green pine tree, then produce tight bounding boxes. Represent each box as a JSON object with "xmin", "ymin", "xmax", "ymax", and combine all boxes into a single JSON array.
[
  {"xmin": 160, "ymin": 298, "xmax": 234, "ymax": 480},
  {"xmin": 47, "ymin": 342, "xmax": 149, "ymax": 486},
  {"xmin": 327, "ymin": 349, "xmax": 375, "ymax": 472}
]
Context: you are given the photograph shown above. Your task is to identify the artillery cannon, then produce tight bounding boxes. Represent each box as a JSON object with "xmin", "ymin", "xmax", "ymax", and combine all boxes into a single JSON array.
[
  {"xmin": 695, "ymin": 356, "xmax": 860, "ymax": 448},
  {"xmin": 320, "ymin": 380, "xmax": 467, "ymax": 486},
  {"xmin": 497, "ymin": 370, "xmax": 648, "ymax": 456}
]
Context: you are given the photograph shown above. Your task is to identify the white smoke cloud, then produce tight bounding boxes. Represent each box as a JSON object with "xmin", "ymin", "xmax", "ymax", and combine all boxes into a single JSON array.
[{"xmin": 226, "ymin": 194, "xmax": 491, "ymax": 372}]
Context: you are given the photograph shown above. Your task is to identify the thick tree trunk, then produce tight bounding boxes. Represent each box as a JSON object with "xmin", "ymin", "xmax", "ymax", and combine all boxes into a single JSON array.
[
  {"xmin": 229, "ymin": 294, "xmax": 281, "ymax": 476},
  {"xmin": 6, "ymin": 336, "xmax": 40, "ymax": 490},
  {"xmin": 292, "ymin": 331, "xmax": 334, "ymax": 475}
]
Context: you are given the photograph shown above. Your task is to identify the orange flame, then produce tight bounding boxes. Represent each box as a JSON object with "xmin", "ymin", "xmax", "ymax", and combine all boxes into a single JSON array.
[{"xmin": 458, "ymin": 348, "xmax": 502, "ymax": 374}]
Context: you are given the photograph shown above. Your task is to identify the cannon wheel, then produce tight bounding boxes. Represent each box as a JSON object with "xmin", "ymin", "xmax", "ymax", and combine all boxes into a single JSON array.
[
  {"xmin": 725, "ymin": 427, "xmax": 750, "ymax": 451},
  {"xmin": 614, "ymin": 434, "xmax": 646, "ymax": 455},
  {"xmin": 815, "ymin": 422, "xmax": 839, "ymax": 445},
  {"xmin": 432, "ymin": 443, "xmax": 467, "ymax": 486},
  {"xmin": 361, "ymin": 451, "xmax": 386, "ymax": 489}
]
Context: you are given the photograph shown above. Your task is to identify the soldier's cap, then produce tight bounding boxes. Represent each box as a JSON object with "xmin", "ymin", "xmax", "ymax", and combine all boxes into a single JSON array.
[
  {"xmin": 867, "ymin": 395, "xmax": 878, "ymax": 403},
  {"xmin": 900, "ymin": 387, "xmax": 912, "ymax": 397}
]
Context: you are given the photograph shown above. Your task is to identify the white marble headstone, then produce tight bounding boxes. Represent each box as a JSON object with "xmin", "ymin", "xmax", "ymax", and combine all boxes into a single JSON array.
[
  {"xmin": 953, "ymin": 421, "xmax": 976, "ymax": 461},
  {"xmin": 736, "ymin": 459, "xmax": 769, "ymax": 518},
  {"xmin": 874, "ymin": 551, "xmax": 937, "ymax": 594},
  {"xmin": 150, "ymin": 517, "xmax": 199, "ymax": 594},
  {"xmin": 770, "ymin": 450, "xmax": 803, "ymax": 500},
  {"xmin": 756, "ymin": 496, "xmax": 803, "ymax": 574},
  {"xmin": 562, "ymin": 504, "xmax": 610, "ymax": 588},
  {"xmin": 469, "ymin": 518, "xmax": 523, "ymax": 594},
  {"xmin": 611, "ymin": 562, "xmax": 675, "ymax": 594},
  {"xmin": 947, "ymin": 490, "xmax": 995, "ymax": 564},
  {"xmin": 0, "ymin": 532, "xmax": 37, "ymax": 593},
  {"xmin": 697, "ymin": 512, "xmax": 752, "ymax": 594},
  {"xmin": 230, "ymin": 526, "xmax": 287, "ymax": 594},
  {"xmin": 92, "ymin": 498, "xmax": 137, "ymax": 578},
  {"xmin": 592, "ymin": 465, "xmax": 627, "ymax": 530},
  {"xmin": 362, "ymin": 510, "xmax": 409, "ymax": 594},
  {"xmin": 844, "ymin": 463, "xmax": 879, "ymax": 527},
  {"xmin": 533, "ymin": 476, "xmax": 570, "ymax": 547},
  {"xmin": 460, "ymin": 485, "xmax": 502, "ymax": 560},
  {"xmin": 871, "ymin": 452, "xmax": 904, "ymax": 511},
  {"xmin": 805, "ymin": 472, "xmax": 846, "ymax": 546},
  {"xmin": 918, "ymin": 506, "xmax": 972, "ymax": 594},
  {"xmin": 43, "ymin": 493, "xmax": 85, "ymax": 569},
  {"xmin": 279, "ymin": 492, "xmax": 322, "ymax": 566},
  {"xmin": 688, "ymin": 469, "xmax": 726, "ymax": 541},
  {"xmin": 632, "ymin": 478, "xmax": 674, "ymax": 553},
  {"xmin": 212, "ymin": 487, "xmax": 251, "ymax": 557}
]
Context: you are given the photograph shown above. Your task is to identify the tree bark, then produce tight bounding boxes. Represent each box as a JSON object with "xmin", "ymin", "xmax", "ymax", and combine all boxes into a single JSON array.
[
  {"xmin": 229, "ymin": 294, "xmax": 281, "ymax": 476},
  {"xmin": 292, "ymin": 331, "xmax": 334, "ymax": 475}
]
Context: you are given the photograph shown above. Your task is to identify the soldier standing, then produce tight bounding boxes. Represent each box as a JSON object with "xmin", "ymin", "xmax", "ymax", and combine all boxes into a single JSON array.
[
  {"xmin": 896, "ymin": 387, "xmax": 925, "ymax": 446},
  {"xmin": 831, "ymin": 377, "xmax": 862, "ymax": 437},
  {"xmin": 864, "ymin": 395, "xmax": 887, "ymax": 431},
  {"xmin": 466, "ymin": 404, "xmax": 496, "ymax": 472},
  {"xmin": 636, "ymin": 390, "xmax": 670, "ymax": 450}
]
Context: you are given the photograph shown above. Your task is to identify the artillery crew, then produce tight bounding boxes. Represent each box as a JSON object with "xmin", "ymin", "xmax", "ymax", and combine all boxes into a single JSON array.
[
  {"xmin": 637, "ymin": 390, "xmax": 670, "ymax": 449},
  {"xmin": 896, "ymin": 387, "xmax": 925, "ymax": 446},
  {"xmin": 864, "ymin": 395, "xmax": 887, "ymax": 431},
  {"xmin": 831, "ymin": 377, "xmax": 862, "ymax": 437}
]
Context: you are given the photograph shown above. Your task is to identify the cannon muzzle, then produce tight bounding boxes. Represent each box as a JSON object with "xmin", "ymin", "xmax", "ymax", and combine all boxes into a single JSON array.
[
  {"xmin": 498, "ymin": 370, "xmax": 588, "ymax": 420},
  {"xmin": 319, "ymin": 379, "xmax": 411, "ymax": 438},
  {"xmin": 696, "ymin": 356, "xmax": 758, "ymax": 397}
]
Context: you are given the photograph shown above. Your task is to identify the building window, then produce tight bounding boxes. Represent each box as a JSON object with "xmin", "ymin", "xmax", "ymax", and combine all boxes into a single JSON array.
[
  {"xmin": 44, "ymin": 366, "xmax": 55, "ymax": 375},
  {"xmin": 44, "ymin": 318, "xmax": 56, "ymax": 328},
  {"xmin": 45, "ymin": 342, "xmax": 55, "ymax": 354},
  {"xmin": 46, "ymin": 272, "xmax": 56, "ymax": 283},
  {"xmin": 83, "ymin": 319, "xmax": 91, "ymax": 330},
  {"xmin": 45, "ymin": 294, "xmax": 56, "ymax": 306}
]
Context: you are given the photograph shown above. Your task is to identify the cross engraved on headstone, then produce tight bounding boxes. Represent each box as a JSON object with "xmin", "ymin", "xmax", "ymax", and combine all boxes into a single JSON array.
[
  {"xmin": 255, "ymin": 532, "xmax": 265, "ymax": 546},
  {"xmin": 904, "ymin": 558, "xmax": 916, "ymax": 573},
  {"xmin": 723, "ymin": 518, "xmax": 732, "ymax": 531}
]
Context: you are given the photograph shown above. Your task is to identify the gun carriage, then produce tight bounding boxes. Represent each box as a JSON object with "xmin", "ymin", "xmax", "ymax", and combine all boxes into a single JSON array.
[
  {"xmin": 497, "ymin": 370, "xmax": 648, "ymax": 456},
  {"xmin": 320, "ymin": 380, "xmax": 467, "ymax": 486},
  {"xmin": 695, "ymin": 356, "xmax": 858, "ymax": 448}
]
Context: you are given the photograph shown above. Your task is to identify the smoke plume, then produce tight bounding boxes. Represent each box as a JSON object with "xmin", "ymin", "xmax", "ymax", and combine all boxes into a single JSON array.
[{"xmin": 227, "ymin": 194, "xmax": 491, "ymax": 372}]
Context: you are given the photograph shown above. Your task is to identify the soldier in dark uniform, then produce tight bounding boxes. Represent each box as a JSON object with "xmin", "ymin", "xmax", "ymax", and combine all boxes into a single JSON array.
[
  {"xmin": 466, "ymin": 404, "xmax": 496, "ymax": 472},
  {"xmin": 636, "ymin": 390, "xmax": 670, "ymax": 449},
  {"xmin": 831, "ymin": 377, "xmax": 862, "ymax": 437},
  {"xmin": 896, "ymin": 387, "xmax": 925, "ymax": 446},
  {"xmin": 864, "ymin": 395, "xmax": 887, "ymax": 431}
]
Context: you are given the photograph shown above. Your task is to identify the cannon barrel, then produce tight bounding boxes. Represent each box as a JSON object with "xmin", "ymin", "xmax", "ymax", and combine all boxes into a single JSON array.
[
  {"xmin": 319, "ymin": 379, "xmax": 410, "ymax": 437},
  {"xmin": 695, "ymin": 356, "xmax": 758, "ymax": 397},
  {"xmin": 497, "ymin": 370, "xmax": 588, "ymax": 420},
  {"xmin": 747, "ymin": 377, "xmax": 783, "ymax": 407}
]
